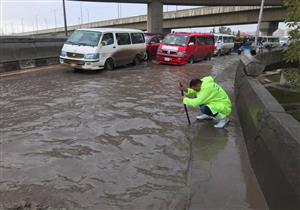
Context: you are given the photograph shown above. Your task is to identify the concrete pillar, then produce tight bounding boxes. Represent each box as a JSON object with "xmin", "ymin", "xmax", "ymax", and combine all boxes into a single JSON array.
[
  {"xmin": 260, "ymin": 22, "xmax": 279, "ymax": 36},
  {"xmin": 147, "ymin": 0, "xmax": 163, "ymax": 33}
]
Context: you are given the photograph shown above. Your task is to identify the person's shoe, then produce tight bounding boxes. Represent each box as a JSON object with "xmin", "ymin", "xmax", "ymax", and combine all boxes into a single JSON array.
[
  {"xmin": 214, "ymin": 117, "xmax": 230, "ymax": 128},
  {"xmin": 196, "ymin": 114, "xmax": 212, "ymax": 120}
]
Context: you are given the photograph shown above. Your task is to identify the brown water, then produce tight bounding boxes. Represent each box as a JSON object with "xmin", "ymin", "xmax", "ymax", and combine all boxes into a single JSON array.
[{"xmin": 0, "ymin": 56, "xmax": 268, "ymax": 210}]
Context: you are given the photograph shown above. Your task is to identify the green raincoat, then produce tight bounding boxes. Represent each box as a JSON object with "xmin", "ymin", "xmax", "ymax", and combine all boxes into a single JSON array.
[{"xmin": 183, "ymin": 76, "xmax": 232, "ymax": 118}]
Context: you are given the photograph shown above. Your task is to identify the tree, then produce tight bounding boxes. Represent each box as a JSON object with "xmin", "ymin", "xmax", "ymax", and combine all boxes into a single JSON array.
[
  {"xmin": 218, "ymin": 26, "xmax": 232, "ymax": 35},
  {"xmin": 284, "ymin": 0, "xmax": 300, "ymax": 66}
]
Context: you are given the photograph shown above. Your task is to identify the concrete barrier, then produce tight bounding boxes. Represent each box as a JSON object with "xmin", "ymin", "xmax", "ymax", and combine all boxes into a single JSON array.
[
  {"xmin": 235, "ymin": 58, "xmax": 300, "ymax": 209},
  {"xmin": 0, "ymin": 36, "xmax": 66, "ymax": 73}
]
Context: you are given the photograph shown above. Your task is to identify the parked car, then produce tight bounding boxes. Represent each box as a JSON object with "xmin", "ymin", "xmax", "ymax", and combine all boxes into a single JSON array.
[
  {"xmin": 214, "ymin": 33, "xmax": 235, "ymax": 56},
  {"xmin": 279, "ymin": 36, "xmax": 290, "ymax": 47},
  {"xmin": 238, "ymin": 41, "xmax": 255, "ymax": 55},
  {"xmin": 156, "ymin": 32, "xmax": 215, "ymax": 65},
  {"xmin": 144, "ymin": 33, "xmax": 165, "ymax": 60},
  {"xmin": 258, "ymin": 36, "xmax": 280, "ymax": 49},
  {"xmin": 59, "ymin": 28, "xmax": 146, "ymax": 71}
]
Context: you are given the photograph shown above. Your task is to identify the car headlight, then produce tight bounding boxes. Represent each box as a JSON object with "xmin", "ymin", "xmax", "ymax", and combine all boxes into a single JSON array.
[
  {"xmin": 177, "ymin": 51, "xmax": 186, "ymax": 57},
  {"xmin": 84, "ymin": 53, "xmax": 99, "ymax": 59},
  {"xmin": 60, "ymin": 50, "xmax": 66, "ymax": 57}
]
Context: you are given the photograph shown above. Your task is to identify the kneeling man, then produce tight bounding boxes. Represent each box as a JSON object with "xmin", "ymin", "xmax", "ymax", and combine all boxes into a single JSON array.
[{"xmin": 181, "ymin": 76, "xmax": 232, "ymax": 128}]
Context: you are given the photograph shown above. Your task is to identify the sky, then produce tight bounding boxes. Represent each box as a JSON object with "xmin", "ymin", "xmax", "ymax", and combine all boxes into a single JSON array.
[{"xmin": 0, "ymin": 0, "xmax": 287, "ymax": 35}]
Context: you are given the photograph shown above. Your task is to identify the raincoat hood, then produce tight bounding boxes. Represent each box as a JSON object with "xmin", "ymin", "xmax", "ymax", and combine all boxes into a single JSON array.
[{"xmin": 200, "ymin": 76, "xmax": 214, "ymax": 83}]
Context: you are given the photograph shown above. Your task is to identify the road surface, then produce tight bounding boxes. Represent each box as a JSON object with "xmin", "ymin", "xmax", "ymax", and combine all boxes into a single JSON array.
[{"xmin": 0, "ymin": 56, "xmax": 268, "ymax": 210}]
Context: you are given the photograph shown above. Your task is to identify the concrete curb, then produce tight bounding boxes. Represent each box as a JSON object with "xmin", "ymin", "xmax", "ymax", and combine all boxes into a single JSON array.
[{"xmin": 235, "ymin": 56, "xmax": 300, "ymax": 209}]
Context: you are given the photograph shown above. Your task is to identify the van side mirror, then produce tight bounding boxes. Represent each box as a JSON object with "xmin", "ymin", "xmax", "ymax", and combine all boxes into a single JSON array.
[
  {"xmin": 218, "ymin": 40, "xmax": 222, "ymax": 43},
  {"xmin": 188, "ymin": 42, "xmax": 195, "ymax": 46}
]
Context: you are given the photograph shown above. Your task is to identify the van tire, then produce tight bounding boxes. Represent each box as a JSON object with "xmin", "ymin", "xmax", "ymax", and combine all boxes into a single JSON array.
[
  {"xmin": 188, "ymin": 56, "xmax": 194, "ymax": 64},
  {"xmin": 133, "ymin": 55, "xmax": 141, "ymax": 66},
  {"xmin": 144, "ymin": 51, "xmax": 149, "ymax": 61},
  {"xmin": 217, "ymin": 50, "xmax": 222, "ymax": 57},
  {"xmin": 206, "ymin": 54, "xmax": 212, "ymax": 61},
  {"xmin": 73, "ymin": 68, "xmax": 82, "ymax": 73},
  {"xmin": 104, "ymin": 58, "xmax": 114, "ymax": 71}
]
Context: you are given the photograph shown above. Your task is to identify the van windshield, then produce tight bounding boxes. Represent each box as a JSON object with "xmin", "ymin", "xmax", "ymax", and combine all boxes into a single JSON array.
[
  {"xmin": 66, "ymin": 30, "xmax": 102, "ymax": 47},
  {"xmin": 162, "ymin": 34, "xmax": 188, "ymax": 46}
]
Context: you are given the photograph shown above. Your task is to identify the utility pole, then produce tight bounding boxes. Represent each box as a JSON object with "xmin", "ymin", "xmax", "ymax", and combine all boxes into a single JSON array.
[
  {"xmin": 21, "ymin": 18, "xmax": 24, "ymax": 33},
  {"xmin": 255, "ymin": 0, "xmax": 265, "ymax": 47},
  {"xmin": 87, "ymin": 9, "xmax": 90, "ymax": 27},
  {"xmin": 117, "ymin": 3, "xmax": 120, "ymax": 18},
  {"xmin": 35, "ymin": 14, "xmax": 39, "ymax": 32},
  {"xmin": 80, "ymin": 2, "xmax": 83, "ymax": 25},
  {"xmin": 62, "ymin": 0, "xmax": 68, "ymax": 36},
  {"xmin": 44, "ymin": 18, "xmax": 48, "ymax": 29},
  {"xmin": 54, "ymin": 9, "xmax": 57, "ymax": 31}
]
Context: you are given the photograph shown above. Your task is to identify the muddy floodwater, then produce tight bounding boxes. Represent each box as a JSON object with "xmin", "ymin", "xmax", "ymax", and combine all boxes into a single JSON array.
[{"xmin": 0, "ymin": 56, "xmax": 268, "ymax": 210}]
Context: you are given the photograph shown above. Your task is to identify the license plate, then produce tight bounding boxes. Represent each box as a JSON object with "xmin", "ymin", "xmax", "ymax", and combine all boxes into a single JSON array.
[
  {"xmin": 164, "ymin": 57, "xmax": 172, "ymax": 62},
  {"xmin": 70, "ymin": 63, "xmax": 77, "ymax": 67}
]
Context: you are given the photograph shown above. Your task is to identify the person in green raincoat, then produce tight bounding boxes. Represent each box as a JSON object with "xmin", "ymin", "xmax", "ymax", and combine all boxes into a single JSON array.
[{"xmin": 181, "ymin": 76, "xmax": 232, "ymax": 128}]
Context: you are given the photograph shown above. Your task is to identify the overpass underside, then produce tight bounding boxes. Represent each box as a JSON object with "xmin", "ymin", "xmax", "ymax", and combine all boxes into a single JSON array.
[
  {"xmin": 71, "ymin": 0, "xmax": 284, "ymax": 34},
  {"xmin": 22, "ymin": 6, "xmax": 285, "ymax": 36},
  {"xmin": 71, "ymin": 0, "xmax": 284, "ymax": 6}
]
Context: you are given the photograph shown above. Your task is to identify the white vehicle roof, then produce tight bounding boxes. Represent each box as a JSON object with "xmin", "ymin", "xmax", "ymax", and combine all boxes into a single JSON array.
[
  {"xmin": 214, "ymin": 33, "xmax": 235, "ymax": 37},
  {"xmin": 76, "ymin": 28, "xmax": 144, "ymax": 33},
  {"xmin": 259, "ymin": 36, "xmax": 279, "ymax": 38}
]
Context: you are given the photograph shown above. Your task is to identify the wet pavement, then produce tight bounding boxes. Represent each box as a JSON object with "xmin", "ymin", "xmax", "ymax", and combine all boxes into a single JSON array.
[{"xmin": 0, "ymin": 55, "xmax": 268, "ymax": 210}]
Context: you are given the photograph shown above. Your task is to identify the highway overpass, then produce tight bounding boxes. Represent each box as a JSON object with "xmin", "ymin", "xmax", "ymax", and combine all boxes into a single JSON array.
[
  {"xmin": 71, "ymin": 0, "xmax": 284, "ymax": 32},
  {"xmin": 70, "ymin": 0, "xmax": 284, "ymax": 6},
  {"xmin": 20, "ymin": 6, "xmax": 285, "ymax": 36}
]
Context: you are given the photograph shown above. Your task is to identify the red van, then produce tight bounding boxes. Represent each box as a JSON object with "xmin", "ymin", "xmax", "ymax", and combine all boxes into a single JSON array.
[
  {"xmin": 144, "ymin": 33, "xmax": 165, "ymax": 60},
  {"xmin": 156, "ymin": 32, "xmax": 215, "ymax": 65}
]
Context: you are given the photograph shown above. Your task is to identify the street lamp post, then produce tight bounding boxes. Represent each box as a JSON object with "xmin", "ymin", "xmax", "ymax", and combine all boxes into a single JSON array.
[
  {"xmin": 62, "ymin": 0, "xmax": 68, "ymax": 36},
  {"xmin": 255, "ymin": 0, "xmax": 265, "ymax": 47}
]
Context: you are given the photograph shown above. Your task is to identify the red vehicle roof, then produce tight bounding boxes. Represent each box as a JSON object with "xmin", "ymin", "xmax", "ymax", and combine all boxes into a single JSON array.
[{"xmin": 169, "ymin": 32, "xmax": 214, "ymax": 36}]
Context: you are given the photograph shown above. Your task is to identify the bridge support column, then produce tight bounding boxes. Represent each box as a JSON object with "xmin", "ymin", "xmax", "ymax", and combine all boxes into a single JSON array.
[
  {"xmin": 260, "ymin": 21, "xmax": 279, "ymax": 36},
  {"xmin": 147, "ymin": 0, "xmax": 163, "ymax": 33}
]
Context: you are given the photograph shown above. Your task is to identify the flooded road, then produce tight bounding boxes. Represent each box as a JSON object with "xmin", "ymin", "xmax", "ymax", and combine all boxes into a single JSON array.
[{"xmin": 0, "ymin": 56, "xmax": 268, "ymax": 210}]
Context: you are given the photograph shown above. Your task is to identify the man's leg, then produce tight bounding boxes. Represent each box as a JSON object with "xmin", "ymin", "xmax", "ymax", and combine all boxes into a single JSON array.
[{"xmin": 196, "ymin": 105, "xmax": 217, "ymax": 120}]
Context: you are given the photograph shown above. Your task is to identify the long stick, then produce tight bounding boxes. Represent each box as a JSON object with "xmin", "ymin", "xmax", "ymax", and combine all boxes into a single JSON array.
[{"xmin": 180, "ymin": 82, "xmax": 191, "ymax": 125}]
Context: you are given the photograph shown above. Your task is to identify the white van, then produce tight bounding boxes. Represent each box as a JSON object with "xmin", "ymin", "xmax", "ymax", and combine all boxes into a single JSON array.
[
  {"xmin": 213, "ymin": 33, "xmax": 235, "ymax": 56},
  {"xmin": 59, "ymin": 28, "xmax": 146, "ymax": 70},
  {"xmin": 258, "ymin": 36, "xmax": 280, "ymax": 49}
]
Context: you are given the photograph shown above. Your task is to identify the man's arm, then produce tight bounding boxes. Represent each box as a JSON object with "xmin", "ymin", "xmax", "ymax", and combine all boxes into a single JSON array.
[
  {"xmin": 184, "ymin": 88, "xmax": 197, "ymax": 98},
  {"xmin": 183, "ymin": 87, "xmax": 210, "ymax": 107}
]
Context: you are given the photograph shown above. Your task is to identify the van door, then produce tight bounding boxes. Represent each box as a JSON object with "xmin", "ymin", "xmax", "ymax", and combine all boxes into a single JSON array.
[
  {"xmin": 187, "ymin": 36, "xmax": 197, "ymax": 61},
  {"xmin": 115, "ymin": 33, "xmax": 132, "ymax": 65},
  {"xmin": 197, "ymin": 36, "xmax": 206, "ymax": 60},
  {"xmin": 100, "ymin": 33, "xmax": 116, "ymax": 64},
  {"xmin": 205, "ymin": 36, "xmax": 215, "ymax": 57}
]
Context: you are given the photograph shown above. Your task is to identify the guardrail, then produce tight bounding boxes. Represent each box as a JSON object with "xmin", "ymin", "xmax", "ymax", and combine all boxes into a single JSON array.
[
  {"xmin": 235, "ymin": 52, "xmax": 300, "ymax": 209},
  {"xmin": 0, "ymin": 36, "xmax": 66, "ymax": 73}
]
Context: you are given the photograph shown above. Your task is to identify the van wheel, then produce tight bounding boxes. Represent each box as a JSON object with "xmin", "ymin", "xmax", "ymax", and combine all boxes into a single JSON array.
[
  {"xmin": 188, "ymin": 56, "xmax": 194, "ymax": 64},
  {"xmin": 217, "ymin": 50, "xmax": 222, "ymax": 57},
  {"xmin": 104, "ymin": 58, "xmax": 114, "ymax": 70},
  {"xmin": 133, "ymin": 55, "xmax": 141, "ymax": 66},
  {"xmin": 206, "ymin": 54, "xmax": 212, "ymax": 61},
  {"xmin": 144, "ymin": 51, "xmax": 149, "ymax": 61},
  {"xmin": 73, "ymin": 68, "xmax": 82, "ymax": 73},
  {"xmin": 227, "ymin": 49, "xmax": 232, "ymax": 55}
]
